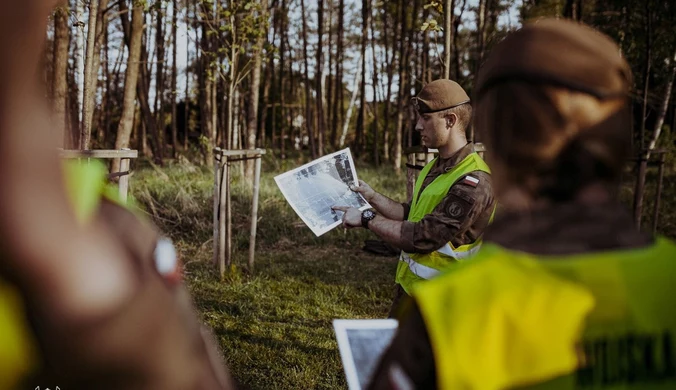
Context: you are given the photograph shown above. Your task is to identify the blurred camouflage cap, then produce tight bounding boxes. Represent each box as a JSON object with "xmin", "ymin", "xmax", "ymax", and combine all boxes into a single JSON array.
[
  {"xmin": 475, "ymin": 18, "xmax": 632, "ymax": 100},
  {"xmin": 412, "ymin": 79, "xmax": 470, "ymax": 114}
]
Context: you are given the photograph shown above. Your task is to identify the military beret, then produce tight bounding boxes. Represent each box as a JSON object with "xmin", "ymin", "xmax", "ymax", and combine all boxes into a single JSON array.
[
  {"xmin": 475, "ymin": 19, "xmax": 632, "ymax": 100},
  {"xmin": 412, "ymin": 79, "xmax": 470, "ymax": 114}
]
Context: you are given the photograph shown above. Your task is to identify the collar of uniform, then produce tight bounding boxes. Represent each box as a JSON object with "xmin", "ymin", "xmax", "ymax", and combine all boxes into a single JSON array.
[
  {"xmin": 485, "ymin": 202, "xmax": 653, "ymax": 255},
  {"xmin": 437, "ymin": 143, "xmax": 475, "ymax": 173}
]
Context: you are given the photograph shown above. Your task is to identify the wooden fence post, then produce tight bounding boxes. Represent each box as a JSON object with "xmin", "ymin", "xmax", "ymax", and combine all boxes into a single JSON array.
[
  {"xmin": 213, "ymin": 149, "xmax": 221, "ymax": 266},
  {"xmin": 652, "ymin": 153, "xmax": 666, "ymax": 233},
  {"xmin": 218, "ymin": 159, "xmax": 229, "ymax": 278},
  {"xmin": 119, "ymin": 157, "xmax": 130, "ymax": 203},
  {"xmin": 248, "ymin": 154, "xmax": 262, "ymax": 271},
  {"xmin": 633, "ymin": 156, "xmax": 648, "ymax": 229}
]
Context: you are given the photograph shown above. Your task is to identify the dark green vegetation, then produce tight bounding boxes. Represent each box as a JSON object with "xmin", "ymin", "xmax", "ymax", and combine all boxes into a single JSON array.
[{"xmin": 132, "ymin": 155, "xmax": 405, "ymax": 389}]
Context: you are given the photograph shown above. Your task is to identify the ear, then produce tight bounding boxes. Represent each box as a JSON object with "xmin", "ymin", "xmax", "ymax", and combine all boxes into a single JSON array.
[{"xmin": 445, "ymin": 113, "xmax": 458, "ymax": 129}]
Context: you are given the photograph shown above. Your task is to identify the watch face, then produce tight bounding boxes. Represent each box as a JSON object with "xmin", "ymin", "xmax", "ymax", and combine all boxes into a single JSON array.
[{"xmin": 363, "ymin": 210, "xmax": 375, "ymax": 219}]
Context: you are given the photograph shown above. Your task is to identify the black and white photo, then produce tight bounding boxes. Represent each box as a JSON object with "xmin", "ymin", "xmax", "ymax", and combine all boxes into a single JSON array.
[{"xmin": 274, "ymin": 148, "xmax": 371, "ymax": 236}]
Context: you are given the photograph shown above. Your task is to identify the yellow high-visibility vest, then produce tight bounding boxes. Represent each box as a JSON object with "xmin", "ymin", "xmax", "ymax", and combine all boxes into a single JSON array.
[
  {"xmin": 395, "ymin": 151, "xmax": 492, "ymax": 294},
  {"xmin": 413, "ymin": 237, "xmax": 676, "ymax": 389}
]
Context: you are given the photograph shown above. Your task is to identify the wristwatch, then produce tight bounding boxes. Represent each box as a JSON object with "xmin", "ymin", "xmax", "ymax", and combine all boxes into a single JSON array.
[{"xmin": 361, "ymin": 209, "xmax": 376, "ymax": 229}]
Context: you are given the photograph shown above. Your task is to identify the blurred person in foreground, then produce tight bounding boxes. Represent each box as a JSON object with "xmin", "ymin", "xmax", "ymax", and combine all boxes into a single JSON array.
[
  {"xmin": 0, "ymin": 2, "xmax": 235, "ymax": 389},
  {"xmin": 367, "ymin": 18, "xmax": 676, "ymax": 390},
  {"xmin": 333, "ymin": 79, "xmax": 495, "ymax": 317}
]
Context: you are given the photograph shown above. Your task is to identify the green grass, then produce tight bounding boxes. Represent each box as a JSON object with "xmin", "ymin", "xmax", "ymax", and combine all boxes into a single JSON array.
[
  {"xmin": 130, "ymin": 154, "xmax": 676, "ymax": 389},
  {"xmin": 131, "ymin": 154, "xmax": 407, "ymax": 389}
]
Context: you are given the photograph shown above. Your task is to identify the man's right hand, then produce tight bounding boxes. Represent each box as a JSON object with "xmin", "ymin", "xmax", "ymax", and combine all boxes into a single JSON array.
[{"xmin": 350, "ymin": 180, "xmax": 376, "ymax": 202}]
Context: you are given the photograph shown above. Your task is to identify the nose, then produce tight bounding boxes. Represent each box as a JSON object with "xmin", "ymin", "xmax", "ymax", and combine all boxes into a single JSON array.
[{"xmin": 415, "ymin": 117, "xmax": 423, "ymax": 132}]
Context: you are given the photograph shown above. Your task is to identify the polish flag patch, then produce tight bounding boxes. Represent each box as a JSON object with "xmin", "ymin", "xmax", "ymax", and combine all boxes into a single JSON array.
[{"xmin": 462, "ymin": 175, "xmax": 479, "ymax": 187}]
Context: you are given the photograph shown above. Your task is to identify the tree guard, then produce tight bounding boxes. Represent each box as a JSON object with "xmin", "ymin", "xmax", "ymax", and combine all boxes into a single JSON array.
[
  {"xmin": 60, "ymin": 148, "xmax": 138, "ymax": 202},
  {"xmin": 213, "ymin": 147, "xmax": 265, "ymax": 278}
]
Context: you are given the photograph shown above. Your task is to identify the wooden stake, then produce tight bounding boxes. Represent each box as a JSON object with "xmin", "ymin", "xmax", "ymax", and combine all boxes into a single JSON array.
[
  {"xmin": 248, "ymin": 154, "xmax": 262, "ymax": 271},
  {"xmin": 633, "ymin": 157, "xmax": 648, "ymax": 229},
  {"xmin": 213, "ymin": 152, "xmax": 221, "ymax": 266},
  {"xmin": 219, "ymin": 159, "xmax": 228, "ymax": 278},
  {"xmin": 226, "ymin": 161, "xmax": 232, "ymax": 267},
  {"xmin": 119, "ymin": 157, "xmax": 130, "ymax": 202},
  {"xmin": 653, "ymin": 153, "xmax": 666, "ymax": 233}
]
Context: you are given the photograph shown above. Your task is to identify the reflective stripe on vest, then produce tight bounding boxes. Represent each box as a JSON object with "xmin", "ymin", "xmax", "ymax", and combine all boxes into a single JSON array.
[
  {"xmin": 413, "ymin": 237, "xmax": 676, "ymax": 390},
  {"xmin": 395, "ymin": 150, "xmax": 491, "ymax": 294}
]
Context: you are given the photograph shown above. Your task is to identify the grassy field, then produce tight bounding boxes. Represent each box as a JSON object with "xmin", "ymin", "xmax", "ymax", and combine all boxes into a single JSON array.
[
  {"xmin": 130, "ymin": 153, "xmax": 676, "ymax": 389},
  {"xmin": 131, "ymin": 154, "xmax": 406, "ymax": 389}
]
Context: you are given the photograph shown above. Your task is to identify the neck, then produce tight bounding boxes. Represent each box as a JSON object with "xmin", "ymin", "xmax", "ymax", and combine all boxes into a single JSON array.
[{"xmin": 437, "ymin": 134, "xmax": 468, "ymax": 159}]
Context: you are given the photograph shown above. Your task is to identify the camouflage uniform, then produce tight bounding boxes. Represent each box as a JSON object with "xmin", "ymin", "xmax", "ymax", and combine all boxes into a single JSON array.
[{"xmin": 389, "ymin": 142, "xmax": 495, "ymax": 316}]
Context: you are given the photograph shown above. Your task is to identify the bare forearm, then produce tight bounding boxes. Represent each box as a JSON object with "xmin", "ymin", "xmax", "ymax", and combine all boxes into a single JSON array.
[{"xmin": 369, "ymin": 192, "xmax": 406, "ymax": 221}]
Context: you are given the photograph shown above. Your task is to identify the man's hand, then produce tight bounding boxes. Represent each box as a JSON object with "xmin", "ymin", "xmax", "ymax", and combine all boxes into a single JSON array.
[
  {"xmin": 350, "ymin": 180, "xmax": 376, "ymax": 202},
  {"xmin": 331, "ymin": 206, "xmax": 363, "ymax": 228}
]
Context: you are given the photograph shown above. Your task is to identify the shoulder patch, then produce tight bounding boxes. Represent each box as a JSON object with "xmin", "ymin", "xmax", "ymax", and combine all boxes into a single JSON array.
[
  {"xmin": 447, "ymin": 201, "xmax": 468, "ymax": 218},
  {"xmin": 461, "ymin": 175, "xmax": 479, "ymax": 188}
]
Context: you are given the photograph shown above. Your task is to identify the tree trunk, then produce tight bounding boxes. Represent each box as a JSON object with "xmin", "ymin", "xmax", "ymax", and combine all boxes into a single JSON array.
[
  {"xmin": 91, "ymin": 0, "xmax": 110, "ymax": 147},
  {"xmin": 198, "ymin": 1, "xmax": 214, "ymax": 165},
  {"xmin": 81, "ymin": 0, "xmax": 100, "ymax": 150},
  {"xmin": 370, "ymin": 1, "xmax": 379, "ymax": 166},
  {"xmin": 279, "ymin": 0, "xmax": 287, "ymax": 158},
  {"xmin": 646, "ymin": 49, "xmax": 676, "ymax": 156},
  {"xmin": 246, "ymin": 0, "xmax": 268, "ymax": 179},
  {"xmin": 382, "ymin": 5, "xmax": 394, "ymax": 162},
  {"xmin": 53, "ymin": 1, "xmax": 70, "ymax": 148},
  {"xmin": 443, "ymin": 0, "xmax": 454, "ymax": 79},
  {"xmin": 326, "ymin": 0, "xmax": 334, "ymax": 140},
  {"xmin": 564, "ymin": 0, "xmax": 583, "ymax": 21},
  {"xmin": 641, "ymin": 1, "xmax": 651, "ymax": 151},
  {"xmin": 340, "ymin": 56, "xmax": 363, "ymax": 147},
  {"xmin": 316, "ymin": 0, "xmax": 326, "ymax": 156},
  {"xmin": 113, "ymin": 3, "xmax": 143, "ymax": 172},
  {"xmin": 74, "ymin": 0, "xmax": 85, "ymax": 146},
  {"xmin": 635, "ymin": 48, "xmax": 676, "ymax": 229},
  {"xmin": 331, "ymin": 0, "xmax": 345, "ymax": 149},
  {"xmin": 119, "ymin": 0, "xmax": 163, "ymax": 163},
  {"xmin": 393, "ymin": 0, "xmax": 408, "ymax": 173},
  {"xmin": 171, "ymin": 0, "xmax": 178, "ymax": 157},
  {"xmin": 300, "ymin": 0, "xmax": 317, "ymax": 159},
  {"xmin": 454, "ymin": 0, "xmax": 467, "ymax": 80},
  {"xmin": 356, "ymin": 0, "xmax": 368, "ymax": 156},
  {"xmin": 407, "ymin": 0, "xmax": 418, "ymax": 148},
  {"xmin": 155, "ymin": 1, "xmax": 166, "ymax": 157}
]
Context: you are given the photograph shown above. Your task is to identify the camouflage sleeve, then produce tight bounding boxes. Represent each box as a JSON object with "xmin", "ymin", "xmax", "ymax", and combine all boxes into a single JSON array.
[
  {"xmin": 399, "ymin": 171, "xmax": 493, "ymax": 254},
  {"xmin": 366, "ymin": 299, "xmax": 437, "ymax": 390},
  {"xmin": 401, "ymin": 201, "xmax": 412, "ymax": 221}
]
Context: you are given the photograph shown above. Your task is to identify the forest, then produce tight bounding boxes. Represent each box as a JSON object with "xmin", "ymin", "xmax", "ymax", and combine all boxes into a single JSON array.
[{"xmin": 46, "ymin": 0, "xmax": 676, "ymax": 173}]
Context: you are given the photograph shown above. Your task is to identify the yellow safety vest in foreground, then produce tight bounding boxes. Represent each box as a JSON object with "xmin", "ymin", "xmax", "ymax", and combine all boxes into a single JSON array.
[
  {"xmin": 396, "ymin": 151, "xmax": 491, "ymax": 294},
  {"xmin": 413, "ymin": 237, "xmax": 676, "ymax": 389},
  {"xmin": 0, "ymin": 160, "xmax": 127, "ymax": 389}
]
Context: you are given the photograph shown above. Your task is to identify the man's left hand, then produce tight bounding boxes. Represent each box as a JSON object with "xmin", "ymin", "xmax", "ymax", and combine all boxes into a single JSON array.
[{"xmin": 331, "ymin": 206, "xmax": 362, "ymax": 228}]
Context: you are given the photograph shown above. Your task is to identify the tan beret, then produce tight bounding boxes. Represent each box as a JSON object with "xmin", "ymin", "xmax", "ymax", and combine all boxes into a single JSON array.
[
  {"xmin": 412, "ymin": 79, "xmax": 470, "ymax": 114},
  {"xmin": 475, "ymin": 19, "xmax": 632, "ymax": 100}
]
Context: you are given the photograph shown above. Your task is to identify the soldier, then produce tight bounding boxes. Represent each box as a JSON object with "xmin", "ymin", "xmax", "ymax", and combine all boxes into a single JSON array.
[
  {"xmin": 367, "ymin": 19, "xmax": 676, "ymax": 389},
  {"xmin": 333, "ymin": 79, "xmax": 495, "ymax": 316},
  {"xmin": 0, "ymin": 2, "xmax": 235, "ymax": 389}
]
